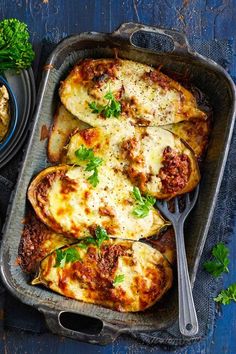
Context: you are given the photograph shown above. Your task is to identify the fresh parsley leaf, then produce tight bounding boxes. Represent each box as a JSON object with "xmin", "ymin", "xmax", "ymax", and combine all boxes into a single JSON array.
[
  {"xmin": 113, "ymin": 274, "xmax": 125, "ymax": 286},
  {"xmin": 95, "ymin": 225, "xmax": 109, "ymax": 247},
  {"xmin": 132, "ymin": 186, "xmax": 156, "ymax": 218},
  {"xmin": 214, "ymin": 283, "xmax": 236, "ymax": 305},
  {"xmin": 104, "ymin": 91, "xmax": 113, "ymax": 100},
  {"xmin": 203, "ymin": 243, "xmax": 229, "ymax": 277},
  {"xmin": 133, "ymin": 186, "xmax": 143, "ymax": 204},
  {"xmin": 87, "ymin": 168, "xmax": 99, "ymax": 187},
  {"xmin": 78, "ymin": 226, "xmax": 109, "ymax": 249},
  {"xmin": 54, "ymin": 247, "xmax": 82, "ymax": 268},
  {"xmin": 85, "ymin": 157, "xmax": 103, "ymax": 171},
  {"xmin": 145, "ymin": 195, "xmax": 156, "ymax": 207},
  {"xmin": 88, "ymin": 101, "xmax": 104, "ymax": 114},
  {"xmin": 54, "ymin": 249, "xmax": 65, "ymax": 268},
  {"xmin": 132, "ymin": 204, "xmax": 150, "ymax": 218},
  {"xmin": 75, "ymin": 145, "xmax": 103, "ymax": 187},
  {"xmin": 77, "ymin": 242, "xmax": 88, "ymax": 250},
  {"xmin": 88, "ymin": 91, "xmax": 121, "ymax": 119},
  {"xmin": 75, "ymin": 145, "xmax": 94, "ymax": 161}
]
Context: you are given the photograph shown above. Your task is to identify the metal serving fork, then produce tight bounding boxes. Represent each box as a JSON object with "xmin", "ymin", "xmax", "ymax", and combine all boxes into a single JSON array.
[{"xmin": 156, "ymin": 185, "xmax": 200, "ymax": 337}]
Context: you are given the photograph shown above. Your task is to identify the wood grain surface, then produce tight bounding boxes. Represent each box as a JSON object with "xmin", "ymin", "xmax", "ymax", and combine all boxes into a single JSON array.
[{"xmin": 0, "ymin": 0, "xmax": 236, "ymax": 353}]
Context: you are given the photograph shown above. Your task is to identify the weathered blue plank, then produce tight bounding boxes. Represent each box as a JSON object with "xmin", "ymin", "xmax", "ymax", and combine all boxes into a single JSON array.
[{"xmin": 0, "ymin": 0, "xmax": 235, "ymax": 353}]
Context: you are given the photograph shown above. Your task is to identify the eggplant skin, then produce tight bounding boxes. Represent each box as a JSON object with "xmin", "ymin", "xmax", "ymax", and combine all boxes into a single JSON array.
[
  {"xmin": 148, "ymin": 227, "xmax": 176, "ymax": 266},
  {"xmin": 32, "ymin": 240, "xmax": 173, "ymax": 312},
  {"xmin": 27, "ymin": 165, "xmax": 168, "ymax": 240},
  {"xmin": 163, "ymin": 119, "xmax": 211, "ymax": 160}
]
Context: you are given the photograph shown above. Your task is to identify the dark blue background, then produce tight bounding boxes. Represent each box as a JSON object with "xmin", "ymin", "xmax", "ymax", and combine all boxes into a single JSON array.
[{"xmin": 0, "ymin": 0, "xmax": 236, "ymax": 353}]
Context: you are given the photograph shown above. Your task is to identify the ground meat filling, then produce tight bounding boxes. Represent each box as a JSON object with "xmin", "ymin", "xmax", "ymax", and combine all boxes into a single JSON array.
[
  {"xmin": 18, "ymin": 214, "xmax": 52, "ymax": 274},
  {"xmin": 79, "ymin": 128, "xmax": 99, "ymax": 146},
  {"xmin": 36, "ymin": 171, "xmax": 65, "ymax": 205},
  {"xmin": 158, "ymin": 146, "xmax": 191, "ymax": 194},
  {"xmin": 142, "ymin": 70, "xmax": 172, "ymax": 90},
  {"xmin": 34, "ymin": 170, "xmax": 70, "ymax": 233},
  {"xmin": 121, "ymin": 97, "xmax": 139, "ymax": 118},
  {"xmin": 79, "ymin": 59, "xmax": 120, "ymax": 86},
  {"xmin": 68, "ymin": 243, "xmax": 130, "ymax": 293}
]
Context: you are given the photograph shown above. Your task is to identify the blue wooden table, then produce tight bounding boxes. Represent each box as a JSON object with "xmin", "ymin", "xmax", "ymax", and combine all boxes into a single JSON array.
[{"xmin": 0, "ymin": 1, "xmax": 236, "ymax": 353}]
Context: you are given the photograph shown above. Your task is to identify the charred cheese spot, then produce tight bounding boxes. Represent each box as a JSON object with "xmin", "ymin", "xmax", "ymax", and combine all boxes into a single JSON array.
[
  {"xmin": 79, "ymin": 127, "xmax": 100, "ymax": 146},
  {"xmin": 33, "ymin": 240, "xmax": 173, "ymax": 312}
]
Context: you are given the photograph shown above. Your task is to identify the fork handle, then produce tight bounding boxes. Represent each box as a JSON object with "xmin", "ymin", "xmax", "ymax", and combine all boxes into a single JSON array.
[{"xmin": 174, "ymin": 223, "xmax": 199, "ymax": 337}]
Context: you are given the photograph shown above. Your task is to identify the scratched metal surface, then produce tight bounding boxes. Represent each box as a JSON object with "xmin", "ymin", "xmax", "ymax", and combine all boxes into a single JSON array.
[{"xmin": 0, "ymin": 0, "xmax": 236, "ymax": 353}]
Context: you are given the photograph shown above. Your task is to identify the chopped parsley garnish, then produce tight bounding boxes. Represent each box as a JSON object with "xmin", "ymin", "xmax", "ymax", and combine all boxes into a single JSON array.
[
  {"xmin": 75, "ymin": 145, "xmax": 103, "ymax": 187},
  {"xmin": 113, "ymin": 274, "xmax": 125, "ymax": 286},
  {"xmin": 77, "ymin": 242, "xmax": 89, "ymax": 250},
  {"xmin": 204, "ymin": 243, "xmax": 229, "ymax": 277},
  {"xmin": 54, "ymin": 247, "xmax": 82, "ymax": 268},
  {"xmin": 88, "ymin": 91, "xmax": 121, "ymax": 118},
  {"xmin": 78, "ymin": 226, "xmax": 109, "ymax": 249},
  {"xmin": 214, "ymin": 283, "xmax": 236, "ymax": 305},
  {"xmin": 132, "ymin": 186, "xmax": 156, "ymax": 218}
]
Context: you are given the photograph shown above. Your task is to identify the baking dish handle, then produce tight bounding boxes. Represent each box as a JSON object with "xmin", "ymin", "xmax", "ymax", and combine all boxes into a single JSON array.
[
  {"xmin": 112, "ymin": 22, "xmax": 192, "ymax": 54},
  {"xmin": 39, "ymin": 307, "xmax": 126, "ymax": 345}
]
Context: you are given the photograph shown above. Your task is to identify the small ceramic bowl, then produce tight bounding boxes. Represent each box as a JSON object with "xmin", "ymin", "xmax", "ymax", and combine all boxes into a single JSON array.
[{"xmin": 0, "ymin": 76, "xmax": 18, "ymax": 151}]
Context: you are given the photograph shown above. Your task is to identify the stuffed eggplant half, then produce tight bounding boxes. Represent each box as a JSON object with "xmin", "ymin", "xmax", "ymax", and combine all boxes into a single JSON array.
[
  {"xmin": 65, "ymin": 125, "xmax": 200, "ymax": 199},
  {"xmin": 32, "ymin": 239, "xmax": 173, "ymax": 312},
  {"xmin": 60, "ymin": 58, "xmax": 206, "ymax": 128},
  {"xmin": 28, "ymin": 165, "xmax": 168, "ymax": 240}
]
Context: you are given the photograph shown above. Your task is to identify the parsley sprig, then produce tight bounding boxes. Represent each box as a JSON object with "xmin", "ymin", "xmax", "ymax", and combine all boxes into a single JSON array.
[
  {"xmin": 88, "ymin": 91, "xmax": 121, "ymax": 118},
  {"xmin": 214, "ymin": 283, "xmax": 236, "ymax": 305},
  {"xmin": 78, "ymin": 226, "xmax": 109, "ymax": 250},
  {"xmin": 132, "ymin": 186, "xmax": 156, "ymax": 218},
  {"xmin": 75, "ymin": 145, "xmax": 103, "ymax": 187},
  {"xmin": 113, "ymin": 274, "xmax": 125, "ymax": 286},
  {"xmin": 54, "ymin": 247, "xmax": 82, "ymax": 268},
  {"xmin": 204, "ymin": 243, "xmax": 229, "ymax": 277}
]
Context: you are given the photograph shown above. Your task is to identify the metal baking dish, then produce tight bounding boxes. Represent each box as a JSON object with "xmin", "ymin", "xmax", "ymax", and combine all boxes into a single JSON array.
[{"xmin": 0, "ymin": 23, "xmax": 235, "ymax": 345}]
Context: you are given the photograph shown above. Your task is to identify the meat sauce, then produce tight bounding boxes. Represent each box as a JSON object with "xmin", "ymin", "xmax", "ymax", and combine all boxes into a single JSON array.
[
  {"xmin": 143, "ymin": 70, "xmax": 172, "ymax": 90},
  {"xmin": 51, "ymin": 242, "xmax": 169, "ymax": 311},
  {"xmin": 79, "ymin": 59, "xmax": 120, "ymax": 86},
  {"xmin": 18, "ymin": 214, "xmax": 53, "ymax": 273},
  {"xmin": 159, "ymin": 146, "xmax": 191, "ymax": 194},
  {"xmin": 79, "ymin": 128, "xmax": 99, "ymax": 146},
  {"xmin": 57, "ymin": 244, "xmax": 130, "ymax": 305},
  {"xmin": 121, "ymin": 137, "xmax": 144, "ymax": 165},
  {"xmin": 36, "ymin": 171, "xmax": 65, "ymax": 204}
]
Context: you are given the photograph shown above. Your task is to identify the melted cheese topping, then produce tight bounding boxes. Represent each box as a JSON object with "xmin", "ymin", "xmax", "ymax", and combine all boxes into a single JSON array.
[
  {"xmin": 66, "ymin": 121, "xmax": 135, "ymax": 167},
  {"xmin": 44, "ymin": 166, "xmax": 166, "ymax": 240},
  {"xmin": 60, "ymin": 59, "xmax": 206, "ymax": 128},
  {"xmin": 34, "ymin": 240, "xmax": 173, "ymax": 312},
  {"xmin": 65, "ymin": 125, "xmax": 198, "ymax": 197}
]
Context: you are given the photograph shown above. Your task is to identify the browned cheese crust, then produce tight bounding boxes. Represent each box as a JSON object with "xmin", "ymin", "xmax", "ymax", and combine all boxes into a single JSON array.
[{"xmin": 33, "ymin": 240, "xmax": 173, "ymax": 312}]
